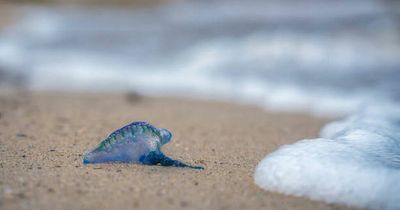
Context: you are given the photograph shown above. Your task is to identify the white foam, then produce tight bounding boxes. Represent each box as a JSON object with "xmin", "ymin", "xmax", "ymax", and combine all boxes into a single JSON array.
[{"xmin": 255, "ymin": 104, "xmax": 400, "ymax": 210}]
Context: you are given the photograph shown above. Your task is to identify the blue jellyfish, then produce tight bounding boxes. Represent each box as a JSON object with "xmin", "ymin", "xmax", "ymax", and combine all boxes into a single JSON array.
[{"xmin": 83, "ymin": 122, "xmax": 203, "ymax": 170}]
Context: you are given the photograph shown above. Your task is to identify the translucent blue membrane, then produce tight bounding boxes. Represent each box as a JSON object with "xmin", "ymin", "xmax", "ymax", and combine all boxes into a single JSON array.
[{"xmin": 83, "ymin": 122, "xmax": 203, "ymax": 170}]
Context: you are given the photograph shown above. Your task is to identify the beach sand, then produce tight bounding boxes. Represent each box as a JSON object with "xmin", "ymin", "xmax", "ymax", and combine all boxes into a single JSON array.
[{"xmin": 0, "ymin": 91, "xmax": 357, "ymax": 210}]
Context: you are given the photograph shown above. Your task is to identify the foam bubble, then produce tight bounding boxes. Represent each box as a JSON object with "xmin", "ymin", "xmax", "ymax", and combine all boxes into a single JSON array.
[{"xmin": 255, "ymin": 104, "xmax": 400, "ymax": 210}]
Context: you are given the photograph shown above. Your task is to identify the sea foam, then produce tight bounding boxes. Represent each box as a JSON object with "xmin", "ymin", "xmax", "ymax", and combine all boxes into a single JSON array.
[{"xmin": 255, "ymin": 103, "xmax": 400, "ymax": 210}]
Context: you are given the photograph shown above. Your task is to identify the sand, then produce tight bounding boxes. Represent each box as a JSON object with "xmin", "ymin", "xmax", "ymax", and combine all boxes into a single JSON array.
[{"xmin": 0, "ymin": 91, "xmax": 358, "ymax": 210}]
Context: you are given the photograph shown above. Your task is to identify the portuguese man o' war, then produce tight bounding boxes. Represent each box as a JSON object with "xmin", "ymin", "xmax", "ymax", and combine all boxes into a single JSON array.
[{"xmin": 83, "ymin": 122, "xmax": 204, "ymax": 169}]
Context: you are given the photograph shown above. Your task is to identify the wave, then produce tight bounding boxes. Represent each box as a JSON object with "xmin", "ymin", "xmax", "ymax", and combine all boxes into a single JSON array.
[{"xmin": 255, "ymin": 103, "xmax": 400, "ymax": 210}]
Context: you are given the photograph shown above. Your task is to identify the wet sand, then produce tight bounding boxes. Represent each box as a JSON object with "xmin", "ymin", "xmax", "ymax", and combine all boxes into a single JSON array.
[{"xmin": 0, "ymin": 91, "xmax": 357, "ymax": 210}]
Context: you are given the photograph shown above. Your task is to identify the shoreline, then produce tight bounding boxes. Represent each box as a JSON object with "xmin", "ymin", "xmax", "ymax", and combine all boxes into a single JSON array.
[{"xmin": 0, "ymin": 91, "xmax": 356, "ymax": 210}]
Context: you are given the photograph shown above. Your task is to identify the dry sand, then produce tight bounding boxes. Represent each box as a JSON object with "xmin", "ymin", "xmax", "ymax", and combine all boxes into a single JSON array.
[{"xmin": 0, "ymin": 91, "xmax": 357, "ymax": 210}]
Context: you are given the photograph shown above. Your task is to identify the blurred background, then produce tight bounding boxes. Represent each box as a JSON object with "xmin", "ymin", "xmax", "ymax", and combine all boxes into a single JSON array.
[{"xmin": 0, "ymin": 0, "xmax": 399, "ymax": 115}]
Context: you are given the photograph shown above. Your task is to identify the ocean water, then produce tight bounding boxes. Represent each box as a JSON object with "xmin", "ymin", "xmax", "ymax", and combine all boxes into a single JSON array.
[{"xmin": 0, "ymin": 0, "xmax": 399, "ymax": 209}]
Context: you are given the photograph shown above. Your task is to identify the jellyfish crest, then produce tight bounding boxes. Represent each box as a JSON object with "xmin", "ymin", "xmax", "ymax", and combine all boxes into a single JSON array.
[{"xmin": 158, "ymin": 128, "xmax": 172, "ymax": 145}]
